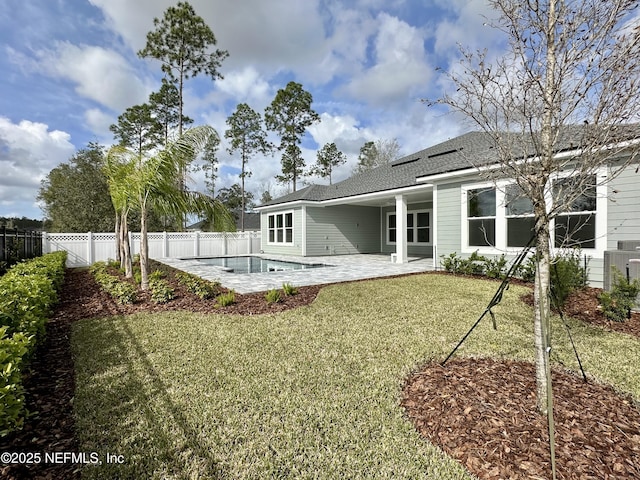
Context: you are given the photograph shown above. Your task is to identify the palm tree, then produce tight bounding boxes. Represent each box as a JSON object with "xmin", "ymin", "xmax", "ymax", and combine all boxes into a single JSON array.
[
  {"xmin": 104, "ymin": 156, "xmax": 135, "ymax": 278},
  {"xmin": 106, "ymin": 126, "xmax": 234, "ymax": 290}
]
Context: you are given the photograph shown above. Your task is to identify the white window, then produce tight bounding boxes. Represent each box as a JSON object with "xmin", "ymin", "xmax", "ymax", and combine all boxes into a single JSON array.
[
  {"xmin": 267, "ymin": 211, "xmax": 293, "ymax": 245},
  {"xmin": 553, "ymin": 175, "xmax": 596, "ymax": 249},
  {"xmin": 462, "ymin": 171, "xmax": 603, "ymax": 253},
  {"xmin": 505, "ymin": 184, "xmax": 535, "ymax": 247},
  {"xmin": 387, "ymin": 210, "xmax": 431, "ymax": 245},
  {"xmin": 467, "ymin": 187, "xmax": 496, "ymax": 247}
]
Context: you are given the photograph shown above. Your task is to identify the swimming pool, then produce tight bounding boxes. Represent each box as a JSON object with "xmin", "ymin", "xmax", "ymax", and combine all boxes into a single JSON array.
[{"xmin": 194, "ymin": 256, "xmax": 327, "ymax": 274}]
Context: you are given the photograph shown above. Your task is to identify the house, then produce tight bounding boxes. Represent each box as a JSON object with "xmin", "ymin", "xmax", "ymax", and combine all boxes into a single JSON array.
[
  {"xmin": 255, "ymin": 128, "xmax": 640, "ymax": 288},
  {"xmin": 187, "ymin": 212, "xmax": 260, "ymax": 232},
  {"xmin": 239, "ymin": 212, "xmax": 261, "ymax": 232}
]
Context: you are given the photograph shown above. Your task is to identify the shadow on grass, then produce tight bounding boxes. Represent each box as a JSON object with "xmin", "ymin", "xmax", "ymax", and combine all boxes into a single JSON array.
[{"xmin": 75, "ymin": 316, "xmax": 225, "ymax": 479}]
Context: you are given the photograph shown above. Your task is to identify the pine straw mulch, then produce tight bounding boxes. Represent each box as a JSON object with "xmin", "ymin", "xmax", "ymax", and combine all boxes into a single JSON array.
[{"xmin": 1, "ymin": 268, "xmax": 639, "ymax": 479}]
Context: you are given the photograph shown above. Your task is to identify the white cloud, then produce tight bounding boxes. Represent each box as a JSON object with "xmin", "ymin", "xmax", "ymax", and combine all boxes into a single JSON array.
[
  {"xmin": 432, "ymin": 1, "xmax": 504, "ymax": 55},
  {"xmin": 0, "ymin": 117, "xmax": 75, "ymax": 217},
  {"xmin": 88, "ymin": 0, "xmax": 168, "ymax": 51},
  {"xmin": 215, "ymin": 67, "xmax": 272, "ymax": 107},
  {"xmin": 341, "ymin": 13, "xmax": 433, "ymax": 104},
  {"xmin": 37, "ymin": 42, "xmax": 149, "ymax": 112},
  {"xmin": 308, "ymin": 112, "xmax": 372, "ymax": 156},
  {"xmin": 90, "ymin": 0, "xmax": 326, "ymax": 74},
  {"xmin": 84, "ymin": 108, "xmax": 116, "ymax": 141}
]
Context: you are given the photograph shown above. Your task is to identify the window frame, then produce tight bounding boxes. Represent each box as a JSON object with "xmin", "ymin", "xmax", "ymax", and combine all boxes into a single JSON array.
[
  {"xmin": 463, "ymin": 184, "xmax": 497, "ymax": 249},
  {"xmin": 386, "ymin": 209, "xmax": 432, "ymax": 246},
  {"xmin": 461, "ymin": 169, "xmax": 605, "ymax": 255},
  {"xmin": 552, "ymin": 174, "xmax": 598, "ymax": 249},
  {"xmin": 504, "ymin": 183, "xmax": 536, "ymax": 248},
  {"xmin": 267, "ymin": 211, "xmax": 294, "ymax": 245}
]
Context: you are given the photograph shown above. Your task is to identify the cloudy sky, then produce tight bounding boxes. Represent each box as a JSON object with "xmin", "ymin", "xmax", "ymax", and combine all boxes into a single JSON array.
[{"xmin": 0, "ymin": 0, "xmax": 506, "ymax": 220}]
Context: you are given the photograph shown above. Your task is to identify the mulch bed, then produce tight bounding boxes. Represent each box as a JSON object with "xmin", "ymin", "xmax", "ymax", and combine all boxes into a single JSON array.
[
  {"xmin": 402, "ymin": 358, "xmax": 640, "ymax": 480},
  {"xmin": 1, "ymin": 268, "xmax": 639, "ymax": 479}
]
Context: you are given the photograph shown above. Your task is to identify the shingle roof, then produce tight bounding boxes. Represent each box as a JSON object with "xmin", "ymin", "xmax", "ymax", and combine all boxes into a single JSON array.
[{"xmin": 261, "ymin": 125, "xmax": 640, "ymax": 207}]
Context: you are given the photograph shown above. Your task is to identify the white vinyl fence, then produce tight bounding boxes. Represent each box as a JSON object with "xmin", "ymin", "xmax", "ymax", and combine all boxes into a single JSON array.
[{"xmin": 43, "ymin": 231, "xmax": 262, "ymax": 268}]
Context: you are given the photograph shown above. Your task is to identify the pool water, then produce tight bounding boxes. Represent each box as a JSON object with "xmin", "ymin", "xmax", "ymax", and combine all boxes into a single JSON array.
[{"xmin": 195, "ymin": 256, "xmax": 326, "ymax": 274}]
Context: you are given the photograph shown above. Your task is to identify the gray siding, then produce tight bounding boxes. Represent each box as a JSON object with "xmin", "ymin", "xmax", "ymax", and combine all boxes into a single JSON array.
[
  {"xmin": 260, "ymin": 208, "xmax": 303, "ymax": 256},
  {"xmin": 434, "ymin": 180, "xmax": 605, "ymax": 287},
  {"xmin": 380, "ymin": 202, "xmax": 433, "ymax": 257},
  {"xmin": 306, "ymin": 205, "xmax": 380, "ymax": 256},
  {"xmin": 590, "ymin": 163, "xmax": 640, "ymax": 288},
  {"xmin": 607, "ymin": 166, "xmax": 640, "ymax": 249},
  {"xmin": 435, "ymin": 182, "xmax": 463, "ymax": 267}
]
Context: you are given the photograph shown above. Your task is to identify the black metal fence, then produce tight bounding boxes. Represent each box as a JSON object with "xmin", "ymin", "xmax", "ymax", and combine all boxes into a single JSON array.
[{"xmin": 0, "ymin": 227, "xmax": 43, "ymax": 266}]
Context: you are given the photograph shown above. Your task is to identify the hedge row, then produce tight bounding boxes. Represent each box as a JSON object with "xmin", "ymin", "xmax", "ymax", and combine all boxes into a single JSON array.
[{"xmin": 0, "ymin": 251, "xmax": 67, "ymax": 435}]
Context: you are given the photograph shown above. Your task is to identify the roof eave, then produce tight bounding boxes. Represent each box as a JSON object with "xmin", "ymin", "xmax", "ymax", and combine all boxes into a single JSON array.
[{"xmin": 254, "ymin": 183, "xmax": 434, "ymax": 211}]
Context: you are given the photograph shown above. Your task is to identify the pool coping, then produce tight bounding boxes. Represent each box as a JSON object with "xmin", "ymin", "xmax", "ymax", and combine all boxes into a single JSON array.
[{"xmin": 157, "ymin": 253, "xmax": 435, "ymax": 294}]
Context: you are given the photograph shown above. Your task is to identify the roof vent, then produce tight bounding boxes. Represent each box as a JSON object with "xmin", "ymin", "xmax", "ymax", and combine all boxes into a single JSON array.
[
  {"xmin": 427, "ymin": 148, "xmax": 461, "ymax": 159},
  {"xmin": 391, "ymin": 157, "xmax": 419, "ymax": 167}
]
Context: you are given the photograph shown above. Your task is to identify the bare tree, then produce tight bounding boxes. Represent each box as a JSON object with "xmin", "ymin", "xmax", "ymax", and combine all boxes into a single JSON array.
[
  {"xmin": 352, "ymin": 138, "xmax": 401, "ymax": 174},
  {"xmin": 433, "ymin": 0, "xmax": 640, "ymax": 424}
]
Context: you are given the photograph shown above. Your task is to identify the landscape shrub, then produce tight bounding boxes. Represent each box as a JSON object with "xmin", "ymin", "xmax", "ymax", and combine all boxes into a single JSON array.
[
  {"xmin": 133, "ymin": 265, "xmax": 142, "ymax": 285},
  {"xmin": 441, "ymin": 251, "xmax": 488, "ymax": 276},
  {"xmin": 149, "ymin": 269, "xmax": 166, "ymax": 281},
  {"xmin": 441, "ymin": 252, "xmax": 463, "ymax": 274},
  {"xmin": 216, "ymin": 290, "xmax": 235, "ymax": 307},
  {"xmin": 149, "ymin": 278, "xmax": 175, "ymax": 304},
  {"xmin": 484, "ymin": 254, "xmax": 508, "ymax": 280},
  {"xmin": 282, "ymin": 283, "xmax": 298, "ymax": 296},
  {"xmin": 0, "ymin": 328, "xmax": 31, "ymax": 436},
  {"xmin": 175, "ymin": 271, "xmax": 220, "ymax": 300},
  {"xmin": 265, "ymin": 289, "xmax": 282, "ymax": 304},
  {"xmin": 516, "ymin": 255, "xmax": 537, "ymax": 283},
  {"xmin": 0, "ymin": 251, "xmax": 67, "ymax": 435},
  {"xmin": 599, "ymin": 267, "xmax": 640, "ymax": 322},
  {"xmin": 90, "ymin": 261, "xmax": 137, "ymax": 304},
  {"xmin": 550, "ymin": 249, "xmax": 589, "ymax": 309},
  {"xmin": 441, "ymin": 249, "xmax": 589, "ymax": 307},
  {"xmin": 0, "ymin": 252, "xmax": 66, "ymax": 340}
]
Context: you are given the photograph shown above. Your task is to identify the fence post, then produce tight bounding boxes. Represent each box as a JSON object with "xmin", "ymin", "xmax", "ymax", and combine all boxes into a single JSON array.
[
  {"xmin": 247, "ymin": 232, "xmax": 252, "ymax": 254},
  {"xmin": 163, "ymin": 231, "xmax": 168, "ymax": 258},
  {"xmin": 87, "ymin": 232, "xmax": 94, "ymax": 265},
  {"xmin": 194, "ymin": 231, "xmax": 200, "ymax": 257},
  {"xmin": 223, "ymin": 232, "xmax": 228, "ymax": 255}
]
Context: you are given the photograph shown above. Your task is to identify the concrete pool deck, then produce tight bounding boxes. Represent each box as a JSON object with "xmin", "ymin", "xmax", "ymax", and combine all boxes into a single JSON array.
[{"xmin": 158, "ymin": 254, "xmax": 435, "ymax": 294}]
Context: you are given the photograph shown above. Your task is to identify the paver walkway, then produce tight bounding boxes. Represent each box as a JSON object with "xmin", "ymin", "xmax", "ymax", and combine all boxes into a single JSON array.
[{"xmin": 158, "ymin": 254, "xmax": 434, "ymax": 293}]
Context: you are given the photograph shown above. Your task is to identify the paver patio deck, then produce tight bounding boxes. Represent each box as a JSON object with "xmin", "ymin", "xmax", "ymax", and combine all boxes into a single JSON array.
[{"xmin": 158, "ymin": 254, "xmax": 435, "ymax": 294}]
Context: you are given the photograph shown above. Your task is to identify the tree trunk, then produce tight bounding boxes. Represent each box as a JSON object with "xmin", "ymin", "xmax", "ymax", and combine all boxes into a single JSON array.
[
  {"xmin": 535, "ymin": 0, "xmax": 557, "ymax": 418},
  {"xmin": 119, "ymin": 211, "xmax": 132, "ymax": 279},
  {"xmin": 533, "ymin": 209, "xmax": 552, "ymax": 415},
  {"xmin": 140, "ymin": 206, "xmax": 149, "ymax": 291},
  {"xmin": 114, "ymin": 213, "xmax": 121, "ymax": 264}
]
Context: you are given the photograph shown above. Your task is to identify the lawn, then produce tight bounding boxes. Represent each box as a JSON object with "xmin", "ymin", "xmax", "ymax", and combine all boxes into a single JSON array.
[{"xmin": 71, "ymin": 274, "xmax": 640, "ymax": 479}]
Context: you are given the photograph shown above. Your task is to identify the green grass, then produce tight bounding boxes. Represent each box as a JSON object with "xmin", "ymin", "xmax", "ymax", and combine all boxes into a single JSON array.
[{"xmin": 72, "ymin": 274, "xmax": 640, "ymax": 479}]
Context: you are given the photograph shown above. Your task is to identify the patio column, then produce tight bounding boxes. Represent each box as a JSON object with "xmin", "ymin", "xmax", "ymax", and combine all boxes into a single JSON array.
[{"xmin": 395, "ymin": 194, "xmax": 407, "ymax": 264}]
